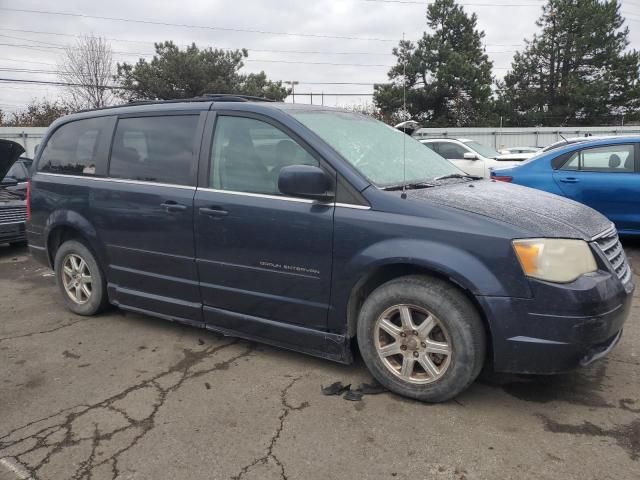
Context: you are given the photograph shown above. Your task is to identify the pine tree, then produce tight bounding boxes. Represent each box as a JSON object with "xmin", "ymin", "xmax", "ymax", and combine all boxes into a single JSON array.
[
  {"xmin": 499, "ymin": 0, "xmax": 640, "ymax": 126},
  {"xmin": 373, "ymin": 0, "xmax": 494, "ymax": 127},
  {"xmin": 116, "ymin": 41, "xmax": 289, "ymax": 101}
]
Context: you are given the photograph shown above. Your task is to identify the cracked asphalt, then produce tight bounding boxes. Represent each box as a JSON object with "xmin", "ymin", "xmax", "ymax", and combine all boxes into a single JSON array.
[{"xmin": 0, "ymin": 242, "xmax": 639, "ymax": 480}]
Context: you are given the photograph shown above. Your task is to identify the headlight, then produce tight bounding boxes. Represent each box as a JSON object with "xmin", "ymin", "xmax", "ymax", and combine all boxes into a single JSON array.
[{"xmin": 512, "ymin": 238, "xmax": 597, "ymax": 283}]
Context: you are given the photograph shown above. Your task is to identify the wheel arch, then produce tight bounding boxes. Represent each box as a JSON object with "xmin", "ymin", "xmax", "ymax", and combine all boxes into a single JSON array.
[
  {"xmin": 345, "ymin": 262, "xmax": 494, "ymax": 364},
  {"xmin": 44, "ymin": 211, "xmax": 103, "ymax": 268}
]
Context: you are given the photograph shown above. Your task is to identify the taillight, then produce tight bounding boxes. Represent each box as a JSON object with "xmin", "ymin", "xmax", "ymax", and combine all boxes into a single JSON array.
[
  {"xmin": 492, "ymin": 176, "xmax": 513, "ymax": 182},
  {"xmin": 26, "ymin": 180, "xmax": 31, "ymax": 221}
]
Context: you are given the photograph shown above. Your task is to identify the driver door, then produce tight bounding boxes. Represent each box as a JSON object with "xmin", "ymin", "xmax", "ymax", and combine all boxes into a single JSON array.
[{"xmin": 194, "ymin": 112, "xmax": 335, "ymax": 332}]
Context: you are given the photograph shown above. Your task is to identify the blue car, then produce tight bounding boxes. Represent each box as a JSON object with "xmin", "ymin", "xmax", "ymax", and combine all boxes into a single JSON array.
[{"xmin": 491, "ymin": 136, "xmax": 640, "ymax": 236}]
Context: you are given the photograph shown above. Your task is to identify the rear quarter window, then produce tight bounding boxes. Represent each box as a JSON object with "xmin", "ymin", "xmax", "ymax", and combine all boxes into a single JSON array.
[
  {"xmin": 551, "ymin": 151, "xmax": 573, "ymax": 170},
  {"xmin": 38, "ymin": 117, "xmax": 113, "ymax": 176}
]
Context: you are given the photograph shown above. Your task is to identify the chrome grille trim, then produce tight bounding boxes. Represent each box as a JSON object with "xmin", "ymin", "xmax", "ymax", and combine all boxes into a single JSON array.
[
  {"xmin": 599, "ymin": 237, "xmax": 619, "ymax": 252},
  {"xmin": 592, "ymin": 227, "xmax": 632, "ymax": 283},
  {"xmin": 0, "ymin": 207, "xmax": 27, "ymax": 224}
]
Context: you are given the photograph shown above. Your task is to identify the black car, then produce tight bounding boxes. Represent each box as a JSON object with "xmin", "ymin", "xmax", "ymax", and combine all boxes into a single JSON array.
[
  {"xmin": 26, "ymin": 95, "xmax": 634, "ymax": 402},
  {"xmin": 5, "ymin": 156, "xmax": 32, "ymax": 194},
  {"xmin": 0, "ymin": 140, "xmax": 28, "ymax": 246}
]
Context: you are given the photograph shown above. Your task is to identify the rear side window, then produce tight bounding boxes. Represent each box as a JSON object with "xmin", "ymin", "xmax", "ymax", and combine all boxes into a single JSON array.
[
  {"xmin": 38, "ymin": 117, "xmax": 111, "ymax": 175},
  {"xmin": 109, "ymin": 116, "xmax": 199, "ymax": 186},
  {"xmin": 560, "ymin": 144, "xmax": 635, "ymax": 172}
]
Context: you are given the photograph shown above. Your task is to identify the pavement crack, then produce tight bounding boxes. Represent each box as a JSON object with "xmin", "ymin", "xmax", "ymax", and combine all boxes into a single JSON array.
[
  {"xmin": 231, "ymin": 376, "xmax": 309, "ymax": 480},
  {"xmin": 0, "ymin": 339, "xmax": 253, "ymax": 480},
  {"xmin": 0, "ymin": 318, "xmax": 88, "ymax": 343}
]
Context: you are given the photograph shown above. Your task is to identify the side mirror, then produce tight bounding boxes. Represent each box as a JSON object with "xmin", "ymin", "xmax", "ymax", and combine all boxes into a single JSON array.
[
  {"xmin": 278, "ymin": 165, "xmax": 334, "ymax": 201},
  {"xmin": 463, "ymin": 152, "xmax": 479, "ymax": 160}
]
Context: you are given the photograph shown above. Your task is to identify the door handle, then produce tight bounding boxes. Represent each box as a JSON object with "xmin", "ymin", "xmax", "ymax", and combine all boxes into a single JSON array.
[
  {"xmin": 559, "ymin": 177, "xmax": 579, "ymax": 184},
  {"xmin": 199, "ymin": 206, "xmax": 229, "ymax": 217},
  {"xmin": 160, "ymin": 201, "xmax": 187, "ymax": 212}
]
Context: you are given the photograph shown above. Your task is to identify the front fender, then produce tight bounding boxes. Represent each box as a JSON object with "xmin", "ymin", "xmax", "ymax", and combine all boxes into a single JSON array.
[
  {"xmin": 328, "ymin": 236, "xmax": 532, "ymax": 334},
  {"xmin": 346, "ymin": 238, "xmax": 513, "ymax": 297}
]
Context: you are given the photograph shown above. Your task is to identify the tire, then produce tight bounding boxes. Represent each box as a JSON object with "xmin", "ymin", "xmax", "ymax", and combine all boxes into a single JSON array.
[
  {"xmin": 357, "ymin": 275, "xmax": 486, "ymax": 403},
  {"xmin": 54, "ymin": 240, "xmax": 109, "ymax": 316}
]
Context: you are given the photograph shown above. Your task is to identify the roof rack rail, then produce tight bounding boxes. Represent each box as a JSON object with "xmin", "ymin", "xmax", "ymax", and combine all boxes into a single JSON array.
[
  {"xmin": 123, "ymin": 97, "xmax": 214, "ymax": 107},
  {"xmin": 76, "ymin": 93, "xmax": 276, "ymax": 113},
  {"xmin": 126, "ymin": 94, "xmax": 274, "ymax": 105},
  {"xmin": 201, "ymin": 93, "xmax": 275, "ymax": 102},
  {"xmin": 77, "ymin": 96, "xmax": 212, "ymax": 112}
]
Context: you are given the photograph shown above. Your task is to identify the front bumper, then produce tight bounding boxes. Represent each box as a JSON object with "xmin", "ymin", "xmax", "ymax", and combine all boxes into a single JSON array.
[
  {"xmin": 479, "ymin": 270, "xmax": 634, "ymax": 374},
  {"xmin": 0, "ymin": 221, "xmax": 26, "ymax": 244}
]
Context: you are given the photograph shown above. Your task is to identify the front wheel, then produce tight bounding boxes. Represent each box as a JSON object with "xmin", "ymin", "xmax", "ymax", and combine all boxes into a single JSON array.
[
  {"xmin": 357, "ymin": 275, "xmax": 486, "ymax": 403},
  {"xmin": 54, "ymin": 240, "xmax": 109, "ymax": 315}
]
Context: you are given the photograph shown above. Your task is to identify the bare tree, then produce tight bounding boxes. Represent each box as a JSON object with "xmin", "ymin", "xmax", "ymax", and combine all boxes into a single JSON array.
[
  {"xmin": 58, "ymin": 35, "xmax": 115, "ymax": 110},
  {"xmin": 2, "ymin": 99, "xmax": 70, "ymax": 127}
]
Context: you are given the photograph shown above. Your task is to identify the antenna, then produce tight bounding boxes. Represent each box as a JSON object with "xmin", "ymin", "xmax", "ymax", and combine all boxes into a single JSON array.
[{"xmin": 401, "ymin": 32, "xmax": 408, "ymax": 200}]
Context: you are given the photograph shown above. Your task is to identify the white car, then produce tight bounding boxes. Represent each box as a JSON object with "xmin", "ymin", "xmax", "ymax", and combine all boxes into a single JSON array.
[
  {"xmin": 499, "ymin": 146, "xmax": 541, "ymax": 155},
  {"xmin": 419, "ymin": 138, "xmax": 526, "ymax": 178},
  {"xmin": 498, "ymin": 146, "xmax": 541, "ymax": 161}
]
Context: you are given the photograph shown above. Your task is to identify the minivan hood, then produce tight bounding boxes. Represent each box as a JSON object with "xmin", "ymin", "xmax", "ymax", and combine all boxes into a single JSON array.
[
  {"xmin": 405, "ymin": 180, "xmax": 612, "ymax": 240},
  {"xmin": 0, "ymin": 140, "xmax": 25, "ymax": 181}
]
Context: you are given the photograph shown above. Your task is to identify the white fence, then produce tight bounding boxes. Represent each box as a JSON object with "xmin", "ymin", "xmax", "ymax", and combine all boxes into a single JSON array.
[
  {"xmin": 0, "ymin": 127, "xmax": 48, "ymax": 158},
  {"xmin": 412, "ymin": 126, "xmax": 640, "ymax": 150}
]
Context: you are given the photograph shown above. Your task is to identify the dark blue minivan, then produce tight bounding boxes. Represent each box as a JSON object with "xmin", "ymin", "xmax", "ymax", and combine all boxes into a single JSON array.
[{"xmin": 27, "ymin": 95, "xmax": 634, "ymax": 402}]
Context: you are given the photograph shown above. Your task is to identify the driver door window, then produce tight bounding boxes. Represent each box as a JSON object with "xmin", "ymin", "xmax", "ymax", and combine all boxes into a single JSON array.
[
  {"xmin": 437, "ymin": 143, "xmax": 468, "ymax": 160},
  {"xmin": 211, "ymin": 116, "xmax": 318, "ymax": 195}
]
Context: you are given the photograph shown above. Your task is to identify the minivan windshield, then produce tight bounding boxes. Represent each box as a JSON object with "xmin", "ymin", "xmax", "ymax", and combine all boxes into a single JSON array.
[{"xmin": 291, "ymin": 110, "xmax": 462, "ymax": 187}]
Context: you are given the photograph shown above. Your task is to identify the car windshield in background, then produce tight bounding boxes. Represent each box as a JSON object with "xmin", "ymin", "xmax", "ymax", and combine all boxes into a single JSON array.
[
  {"xmin": 463, "ymin": 140, "xmax": 501, "ymax": 159},
  {"xmin": 291, "ymin": 110, "xmax": 462, "ymax": 187},
  {"xmin": 4, "ymin": 161, "xmax": 29, "ymax": 181}
]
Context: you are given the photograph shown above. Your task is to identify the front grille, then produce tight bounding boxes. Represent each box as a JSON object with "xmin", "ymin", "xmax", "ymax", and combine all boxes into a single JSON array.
[
  {"xmin": 593, "ymin": 227, "xmax": 632, "ymax": 284},
  {"xmin": 0, "ymin": 206, "xmax": 27, "ymax": 225}
]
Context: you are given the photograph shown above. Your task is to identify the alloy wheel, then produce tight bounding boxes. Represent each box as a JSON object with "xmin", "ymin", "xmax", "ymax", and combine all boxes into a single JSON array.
[
  {"xmin": 61, "ymin": 253, "xmax": 93, "ymax": 305},
  {"xmin": 374, "ymin": 304, "xmax": 452, "ymax": 384}
]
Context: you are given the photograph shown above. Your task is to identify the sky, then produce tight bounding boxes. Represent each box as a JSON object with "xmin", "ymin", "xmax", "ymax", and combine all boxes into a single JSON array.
[{"xmin": 1, "ymin": 0, "xmax": 640, "ymax": 114}]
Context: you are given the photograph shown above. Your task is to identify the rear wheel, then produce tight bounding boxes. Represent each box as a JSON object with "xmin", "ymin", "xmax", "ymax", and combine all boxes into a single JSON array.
[
  {"xmin": 54, "ymin": 240, "xmax": 109, "ymax": 315},
  {"xmin": 357, "ymin": 275, "xmax": 486, "ymax": 402}
]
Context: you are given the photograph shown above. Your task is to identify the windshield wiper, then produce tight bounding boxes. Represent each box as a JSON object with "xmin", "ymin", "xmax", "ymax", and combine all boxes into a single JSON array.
[
  {"xmin": 383, "ymin": 181, "xmax": 437, "ymax": 191},
  {"xmin": 433, "ymin": 173, "xmax": 481, "ymax": 181}
]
